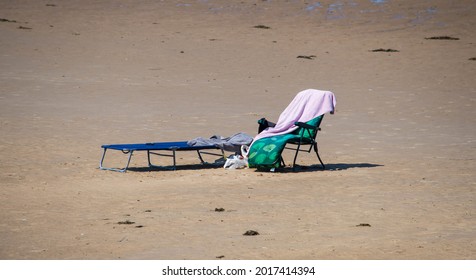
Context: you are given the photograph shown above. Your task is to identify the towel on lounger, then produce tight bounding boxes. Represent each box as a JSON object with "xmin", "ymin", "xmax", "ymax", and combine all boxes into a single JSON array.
[{"xmin": 188, "ymin": 132, "xmax": 253, "ymax": 153}]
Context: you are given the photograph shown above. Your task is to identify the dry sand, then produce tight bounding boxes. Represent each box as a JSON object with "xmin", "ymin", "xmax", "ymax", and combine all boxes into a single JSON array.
[{"xmin": 0, "ymin": 0, "xmax": 475, "ymax": 259}]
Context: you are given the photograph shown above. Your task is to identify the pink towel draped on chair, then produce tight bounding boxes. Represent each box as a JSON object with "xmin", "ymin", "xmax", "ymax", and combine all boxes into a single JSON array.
[{"xmin": 250, "ymin": 89, "xmax": 336, "ymax": 146}]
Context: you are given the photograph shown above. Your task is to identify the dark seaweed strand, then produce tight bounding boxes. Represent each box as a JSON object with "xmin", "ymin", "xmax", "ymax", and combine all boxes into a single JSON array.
[
  {"xmin": 0, "ymin": 18, "xmax": 17, "ymax": 23},
  {"xmin": 371, "ymin": 48, "xmax": 399, "ymax": 52},
  {"xmin": 425, "ymin": 36, "xmax": 460, "ymax": 40}
]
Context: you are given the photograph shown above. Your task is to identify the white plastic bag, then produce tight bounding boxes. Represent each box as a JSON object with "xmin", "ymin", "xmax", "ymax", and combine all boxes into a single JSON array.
[{"xmin": 224, "ymin": 145, "xmax": 249, "ymax": 169}]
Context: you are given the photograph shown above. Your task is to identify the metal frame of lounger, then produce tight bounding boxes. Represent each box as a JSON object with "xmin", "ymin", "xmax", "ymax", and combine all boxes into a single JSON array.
[{"xmin": 99, "ymin": 141, "xmax": 225, "ymax": 172}]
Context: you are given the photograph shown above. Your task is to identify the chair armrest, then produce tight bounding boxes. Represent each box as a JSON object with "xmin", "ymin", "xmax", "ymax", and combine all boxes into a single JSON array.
[
  {"xmin": 257, "ymin": 118, "xmax": 266, "ymax": 125},
  {"xmin": 258, "ymin": 118, "xmax": 276, "ymax": 127},
  {"xmin": 295, "ymin": 122, "xmax": 320, "ymax": 130}
]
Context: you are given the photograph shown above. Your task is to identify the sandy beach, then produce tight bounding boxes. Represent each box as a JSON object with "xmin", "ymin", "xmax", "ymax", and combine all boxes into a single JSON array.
[{"xmin": 1, "ymin": 0, "xmax": 475, "ymax": 259}]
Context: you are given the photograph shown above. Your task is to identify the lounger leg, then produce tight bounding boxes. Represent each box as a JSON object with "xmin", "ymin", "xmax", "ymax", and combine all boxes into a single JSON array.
[
  {"xmin": 314, "ymin": 143, "xmax": 325, "ymax": 170},
  {"xmin": 99, "ymin": 148, "xmax": 108, "ymax": 170},
  {"xmin": 150, "ymin": 148, "xmax": 225, "ymax": 171},
  {"xmin": 99, "ymin": 148, "xmax": 133, "ymax": 173},
  {"xmin": 197, "ymin": 150, "xmax": 205, "ymax": 164},
  {"xmin": 197, "ymin": 149, "xmax": 225, "ymax": 165},
  {"xmin": 172, "ymin": 150, "xmax": 177, "ymax": 170},
  {"xmin": 147, "ymin": 150, "xmax": 152, "ymax": 166},
  {"xmin": 124, "ymin": 151, "xmax": 133, "ymax": 172},
  {"xmin": 148, "ymin": 150, "xmax": 177, "ymax": 171}
]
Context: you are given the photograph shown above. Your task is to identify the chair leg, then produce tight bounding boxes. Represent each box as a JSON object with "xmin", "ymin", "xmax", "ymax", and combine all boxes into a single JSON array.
[
  {"xmin": 292, "ymin": 143, "xmax": 302, "ymax": 171},
  {"xmin": 313, "ymin": 143, "xmax": 325, "ymax": 170},
  {"xmin": 280, "ymin": 156, "xmax": 286, "ymax": 167}
]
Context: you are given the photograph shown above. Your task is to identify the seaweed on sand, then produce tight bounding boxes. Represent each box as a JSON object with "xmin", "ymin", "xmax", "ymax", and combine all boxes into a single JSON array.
[
  {"xmin": 297, "ymin": 55, "xmax": 316, "ymax": 60},
  {"xmin": 425, "ymin": 36, "xmax": 459, "ymax": 40},
  {"xmin": 0, "ymin": 18, "xmax": 17, "ymax": 23},
  {"xmin": 253, "ymin": 25, "xmax": 271, "ymax": 29},
  {"xmin": 117, "ymin": 220, "xmax": 135, "ymax": 225},
  {"xmin": 371, "ymin": 48, "xmax": 399, "ymax": 52},
  {"xmin": 356, "ymin": 223, "xmax": 371, "ymax": 227},
  {"xmin": 243, "ymin": 230, "xmax": 260, "ymax": 236}
]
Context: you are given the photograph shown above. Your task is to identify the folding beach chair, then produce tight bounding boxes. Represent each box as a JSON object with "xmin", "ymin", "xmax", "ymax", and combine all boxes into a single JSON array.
[
  {"xmin": 250, "ymin": 115, "xmax": 325, "ymax": 170},
  {"xmin": 99, "ymin": 141, "xmax": 225, "ymax": 172},
  {"xmin": 247, "ymin": 89, "xmax": 336, "ymax": 171}
]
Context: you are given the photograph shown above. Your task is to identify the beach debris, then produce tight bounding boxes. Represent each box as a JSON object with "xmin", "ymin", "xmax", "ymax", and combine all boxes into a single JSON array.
[
  {"xmin": 1, "ymin": 18, "xmax": 17, "ymax": 23},
  {"xmin": 243, "ymin": 230, "xmax": 260, "ymax": 236},
  {"xmin": 356, "ymin": 223, "xmax": 371, "ymax": 227},
  {"xmin": 117, "ymin": 220, "xmax": 135, "ymax": 225},
  {"xmin": 297, "ymin": 55, "xmax": 316, "ymax": 60},
  {"xmin": 144, "ymin": 209, "xmax": 152, "ymax": 212},
  {"xmin": 253, "ymin": 25, "xmax": 271, "ymax": 29},
  {"xmin": 18, "ymin": 26, "xmax": 32, "ymax": 30},
  {"xmin": 306, "ymin": 2, "xmax": 322, "ymax": 11},
  {"xmin": 469, "ymin": 57, "xmax": 476, "ymax": 61},
  {"xmin": 216, "ymin": 255, "xmax": 225, "ymax": 259},
  {"xmin": 214, "ymin": 207, "xmax": 225, "ymax": 212},
  {"xmin": 135, "ymin": 225, "xmax": 144, "ymax": 228},
  {"xmin": 371, "ymin": 48, "xmax": 399, "ymax": 52},
  {"xmin": 425, "ymin": 36, "xmax": 459, "ymax": 40},
  {"xmin": 46, "ymin": 4, "xmax": 57, "ymax": 7}
]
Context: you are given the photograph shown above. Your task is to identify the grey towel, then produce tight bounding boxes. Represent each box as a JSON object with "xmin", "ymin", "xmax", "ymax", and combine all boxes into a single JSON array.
[{"xmin": 187, "ymin": 132, "xmax": 253, "ymax": 154}]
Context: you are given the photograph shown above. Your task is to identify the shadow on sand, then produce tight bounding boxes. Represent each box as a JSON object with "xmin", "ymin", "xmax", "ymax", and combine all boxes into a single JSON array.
[
  {"xmin": 119, "ymin": 163, "xmax": 383, "ymax": 173},
  {"xmin": 125, "ymin": 162, "xmax": 223, "ymax": 172},
  {"xmin": 269, "ymin": 162, "xmax": 384, "ymax": 173},
  {"xmin": 324, "ymin": 163, "xmax": 384, "ymax": 170}
]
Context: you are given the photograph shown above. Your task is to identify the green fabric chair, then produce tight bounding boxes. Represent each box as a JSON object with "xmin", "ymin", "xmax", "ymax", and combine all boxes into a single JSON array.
[{"xmin": 248, "ymin": 115, "xmax": 325, "ymax": 171}]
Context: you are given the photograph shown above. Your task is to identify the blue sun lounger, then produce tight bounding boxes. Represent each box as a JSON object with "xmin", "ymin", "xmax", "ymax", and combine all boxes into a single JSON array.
[{"xmin": 99, "ymin": 141, "xmax": 225, "ymax": 172}]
